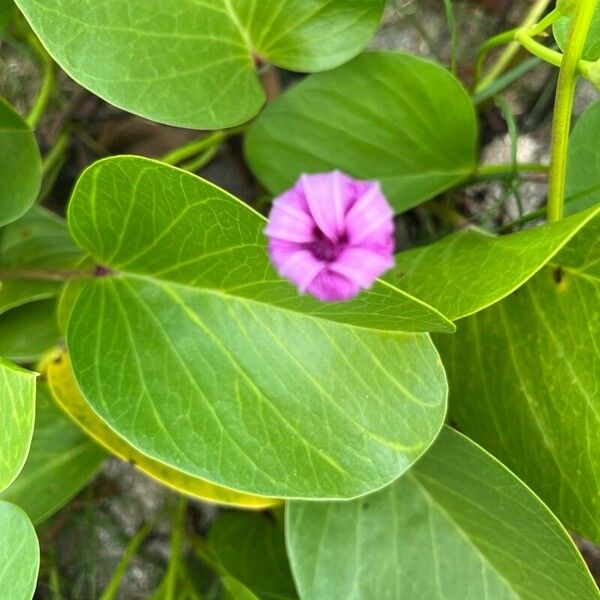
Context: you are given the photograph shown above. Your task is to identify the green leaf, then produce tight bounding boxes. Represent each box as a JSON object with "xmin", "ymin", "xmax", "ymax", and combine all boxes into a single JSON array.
[
  {"xmin": 65, "ymin": 156, "xmax": 448, "ymax": 499},
  {"xmin": 0, "ymin": 0, "xmax": 13, "ymax": 36},
  {"xmin": 0, "ymin": 383, "xmax": 105, "ymax": 525},
  {"xmin": 286, "ymin": 427, "xmax": 600, "ymax": 600},
  {"xmin": 387, "ymin": 204, "xmax": 600, "ymax": 321},
  {"xmin": 0, "ymin": 501, "xmax": 39, "ymax": 600},
  {"xmin": 67, "ymin": 158, "xmax": 450, "ymax": 333},
  {"xmin": 566, "ymin": 101, "xmax": 600, "ymax": 215},
  {"xmin": 0, "ymin": 358, "xmax": 36, "ymax": 492},
  {"xmin": 0, "ymin": 97, "xmax": 41, "ymax": 226},
  {"xmin": 0, "ymin": 206, "xmax": 83, "ymax": 313},
  {"xmin": 245, "ymin": 51, "xmax": 478, "ymax": 213},
  {"xmin": 46, "ymin": 350, "xmax": 278, "ymax": 509},
  {"xmin": 436, "ymin": 214, "xmax": 600, "ymax": 542},
  {"xmin": 210, "ymin": 512, "xmax": 297, "ymax": 600},
  {"xmin": 554, "ymin": 3, "xmax": 600, "ymax": 60},
  {"xmin": 0, "ymin": 299, "xmax": 61, "ymax": 363},
  {"xmin": 221, "ymin": 577, "xmax": 260, "ymax": 600},
  {"xmin": 15, "ymin": 0, "xmax": 385, "ymax": 129}
]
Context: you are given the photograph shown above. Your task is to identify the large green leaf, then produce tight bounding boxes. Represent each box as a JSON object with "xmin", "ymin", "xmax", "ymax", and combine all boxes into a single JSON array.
[
  {"xmin": 0, "ymin": 501, "xmax": 39, "ymax": 600},
  {"xmin": 210, "ymin": 512, "xmax": 297, "ymax": 600},
  {"xmin": 0, "ymin": 383, "xmax": 105, "ymax": 525},
  {"xmin": 554, "ymin": 3, "xmax": 600, "ymax": 61},
  {"xmin": 0, "ymin": 97, "xmax": 41, "ymax": 227},
  {"xmin": 566, "ymin": 101, "xmax": 600, "ymax": 215},
  {"xmin": 436, "ymin": 215, "xmax": 600, "ymax": 542},
  {"xmin": 65, "ymin": 156, "xmax": 448, "ymax": 499},
  {"xmin": 387, "ymin": 204, "xmax": 600, "ymax": 321},
  {"xmin": 245, "ymin": 52, "xmax": 478, "ymax": 212},
  {"xmin": 15, "ymin": 0, "xmax": 385, "ymax": 129},
  {"xmin": 46, "ymin": 350, "xmax": 278, "ymax": 509},
  {"xmin": 0, "ymin": 358, "xmax": 36, "ymax": 492},
  {"xmin": 0, "ymin": 299, "xmax": 61, "ymax": 363},
  {"xmin": 286, "ymin": 427, "xmax": 600, "ymax": 600},
  {"xmin": 0, "ymin": 206, "xmax": 83, "ymax": 313}
]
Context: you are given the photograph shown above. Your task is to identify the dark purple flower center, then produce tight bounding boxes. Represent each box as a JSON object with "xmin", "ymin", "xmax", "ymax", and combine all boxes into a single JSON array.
[{"xmin": 307, "ymin": 228, "xmax": 347, "ymax": 262}]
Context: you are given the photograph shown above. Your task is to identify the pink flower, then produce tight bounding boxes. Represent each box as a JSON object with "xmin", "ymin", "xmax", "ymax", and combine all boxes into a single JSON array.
[{"xmin": 265, "ymin": 171, "xmax": 395, "ymax": 302}]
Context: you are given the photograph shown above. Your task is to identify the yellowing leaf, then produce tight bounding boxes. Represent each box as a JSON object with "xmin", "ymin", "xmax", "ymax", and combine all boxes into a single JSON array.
[{"xmin": 45, "ymin": 351, "xmax": 279, "ymax": 509}]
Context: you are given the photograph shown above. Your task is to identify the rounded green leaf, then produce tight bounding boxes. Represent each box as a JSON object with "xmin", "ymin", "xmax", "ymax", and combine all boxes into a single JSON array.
[
  {"xmin": 554, "ymin": 4, "xmax": 600, "ymax": 61},
  {"xmin": 210, "ymin": 512, "xmax": 297, "ymax": 600},
  {"xmin": 65, "ymin": 156, "xmax": 448, "ymax": 499},
  {"xmin": 0, "ymin": 501, "xmax": 39, "ymax": 600},
  {"xmin": 0, "ymin": 206, "xmax": 84, "ymax": 316},
  {"xmin": 0, "ymin": 299, "xmax": 61, "ymax": 363},
  {"xmin": 245, "ymin": 52, "xmax": 478, "ymax": 213},
  {"xmin": 15, "ymin": 0, "xmax": 385, "ymax": 129},
  {"xmin": 0, "ymin": 358, "xmax": 36, "ymax": 492},
  {"xmin": 436, "ymin": 214, "xmax": 600, "ymax": 543},
  {"xmin": 387, "ymin": 204, "xmax": 600, "ymax": 321},
  {"xmin": 566, "ymin": 101, "xmax": 600, "ymax": 215},
  {"xmin": 0, "ymin": 383, "xmax": 105, "ymax": 525},
  {"xmin": 286, "ymin": 428, "xmax": 600, "ymax": 600},
  {"xmin": 46, "ymin": 350, "xmax": 279, "ymax": 509},
  {"xmin": 0, "ymin": 97, "xmax": 41, "ymax": 227}
]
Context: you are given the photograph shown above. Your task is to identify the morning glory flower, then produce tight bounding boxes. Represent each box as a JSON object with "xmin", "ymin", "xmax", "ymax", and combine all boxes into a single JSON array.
[{"xmin": 265, "ymin": 171, "xmax": 395, "ymax": 302}]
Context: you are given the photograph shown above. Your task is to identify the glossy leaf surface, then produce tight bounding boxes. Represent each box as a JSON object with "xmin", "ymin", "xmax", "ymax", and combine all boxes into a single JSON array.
[
  {"xmin": 0, "ymin": 358, "xmax": 36, "ymax": 492},
  {"xmin": 437, "ymin": 215, "xmax": 600, "ymax": 542},
  {"xmin": 0, "ymin": 97, "xmax": 41, "ymax": 226},
  {"xmin": 16, "ymin": 0, "xmax": 385, "ymax": 129},
  {"xmin": 245, "ymin": 52, "xmax": 478, "ymax": 212},
  {"xmin": 0, "ymin": 501, "xmax": 39, "ymax": 600},
  {"xmin": 566, "ymin": 101, "xmax": 600, "ymax": 215},
  {"xmin": 0, "ymin": 382, "xmax": 105, "ymax": 524},
  {"xmin": 388, "ymin": 204, "xmax": 600, "ymax": 320},
  {"xmin": 47, "ymin": 351, "xmax": 278, "ymax": 509},
  {"xmin": 65, "ymin": 156, "xmax": 448, "ymax": 499},
  {"xmin": 287, "ymin": 428, "xmax": 599, "ymax": 600},
  {"xmin": 210, "ymin": 512, "xmax": 297, "ymax": 600}
]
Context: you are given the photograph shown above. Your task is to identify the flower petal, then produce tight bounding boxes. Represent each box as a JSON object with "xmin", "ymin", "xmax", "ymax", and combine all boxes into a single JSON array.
[
  {"xmin": 345, "ymin": 182, "xmax": 394, "ymax": 246},
  {"xmin": 329, "ymin": 247, "xmax": 395, "ymax": 288},
  {"xmin": 306, "ymin": 269, "xmax": 360, "ymax": 302},
  {"xmin": 300, "ymin": 171, "xmax": 352, "ymax": 241},
  {"xmin": 264, "ymin": 188, "xmax": 315, "ymax": 243},
  {"xmin": 269, "ymin": 241, "xmax": 325, "ymax": 292}
]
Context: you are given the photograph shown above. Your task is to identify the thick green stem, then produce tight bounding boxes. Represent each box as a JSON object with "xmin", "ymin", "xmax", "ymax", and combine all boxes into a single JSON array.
[{"xmin": 547, "ymin": 0, "xmax": 598, "ymax": 222}]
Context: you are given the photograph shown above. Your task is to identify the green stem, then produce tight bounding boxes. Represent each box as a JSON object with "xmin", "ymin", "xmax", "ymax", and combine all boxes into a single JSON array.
[
  {"xmin": 161, "ymin": 125, "xmax": 246, "ymax": 166},
  {"xmin": 164, "ymin": 497, "xmax": 187, "ymax": 600},
  {"xmin": 472, "ymin": 162, "xmax": 548, "ymax": 182},
  {"xmin": 443, "ymin": 0, "xmax": 458, "ymax": 73},
  {"xmin": 180, "ymin": 145, "xmax": 220, "ymax": 172},
  {"xmin": 99, "ymin": 520, "xmax": 157, "ymax": 600},
  {"xmin": 514, "ymin": 30, "xmax": 564, "ymax": 68},
  {"xmin": 0, "ymin": 267, "xmax": 100, "ymax": 281},
  {"xmin": 547, "ymin": 0, "xmax": 598, "ymax": 222},
  {"xmin": 475, "ymin": 0, "xmax": 552, "ymax": 92},
  {"xmin": 24, "ymin": 31, "xmax": 54, "ymax": 128},
  {"xmin": 42, "ymin": 127, "xmax": 71, "ymax": 178}
]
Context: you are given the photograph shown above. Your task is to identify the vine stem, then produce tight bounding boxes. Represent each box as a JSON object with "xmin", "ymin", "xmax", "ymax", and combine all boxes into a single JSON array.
[
  {"xmin": 475, "ymin": 0, "xmax": 552, "ymax": 92},
  {"xmin": 547, "ymin": 0, "xmax": 598, "ymax": 222},
  {"xmin": 160, "ymin": 125, "xmax": 246, "ymax": 166},
  {"xmin": 24, "ymin": 30, "xmax": 54, "ymax": 128}
]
